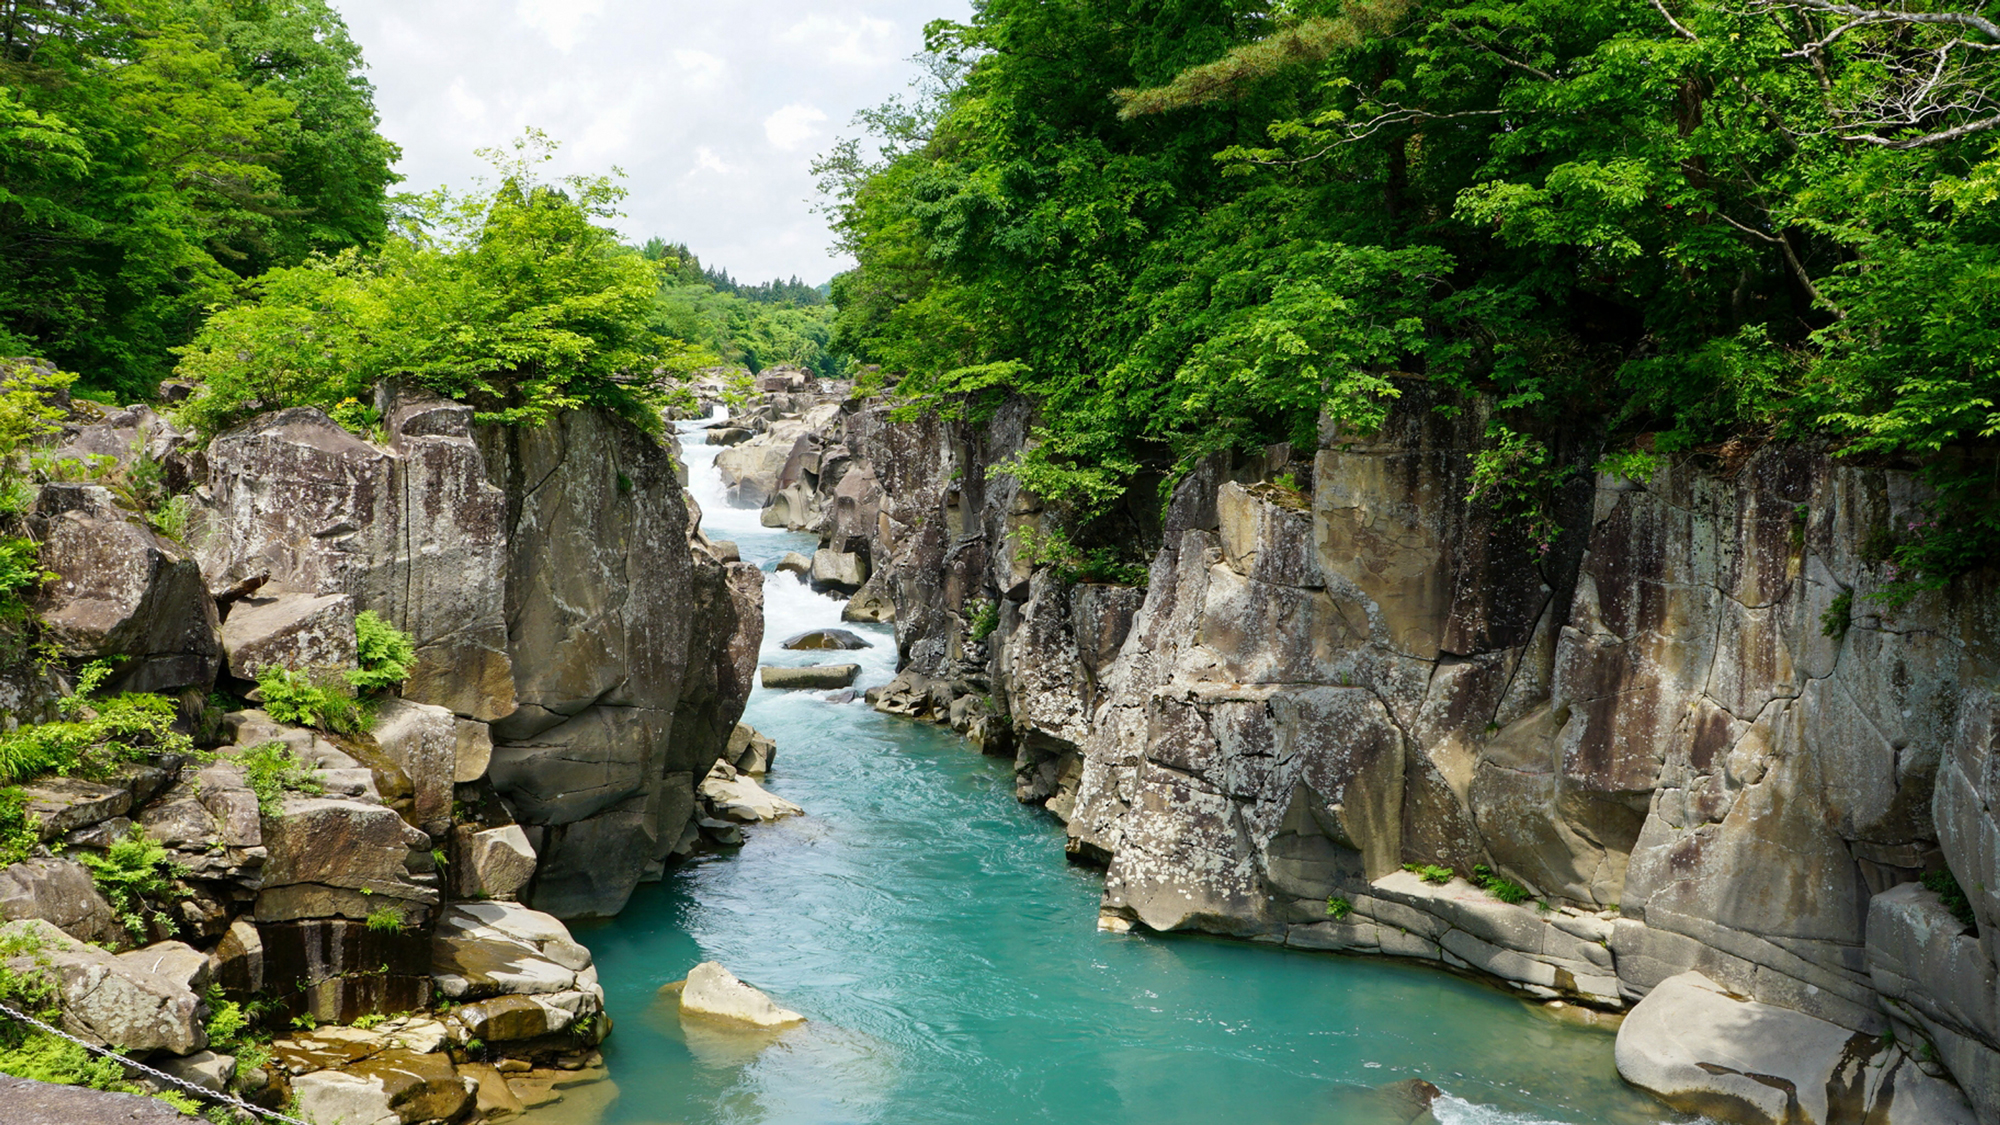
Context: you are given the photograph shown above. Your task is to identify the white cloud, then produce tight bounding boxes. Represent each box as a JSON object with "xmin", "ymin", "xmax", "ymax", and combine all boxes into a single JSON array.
[
  {"xmin": 446, "ymin": 76, "xmax": 486, "ymax": 123},
  {"xmin": 782, "ymin": 13, "xmax": 896, "ymax": 67},
  {"xmin": 690, "ymin": 146, "xmax": 736, "ymax": 176},
  {"xmin": 763, "ymin": 103, "xmax": 827, "ymax": 151},
  {"xmin": 515, "ymin": 0, "xmax": 604, "ymax": 53},
  {"xmin": 673, "ymin": 48, "xmax": 726, "ymax": 89}
]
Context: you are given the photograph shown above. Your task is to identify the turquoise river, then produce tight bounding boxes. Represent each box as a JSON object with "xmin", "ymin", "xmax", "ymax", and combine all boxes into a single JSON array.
[{"xmin": 525, "ymin": 419, "xmax": 1693, "ymax": 1125}]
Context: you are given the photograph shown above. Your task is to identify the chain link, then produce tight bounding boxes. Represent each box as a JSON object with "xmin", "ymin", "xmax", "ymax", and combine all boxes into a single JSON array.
[{"xmin": 0, "ymin": 999, "xmax": 314, "ymax": 1125}]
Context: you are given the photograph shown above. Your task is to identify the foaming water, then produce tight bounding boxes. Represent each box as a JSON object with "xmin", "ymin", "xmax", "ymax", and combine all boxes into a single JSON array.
[{"xmin": 532, "ymin": 416, "xmax": 1691, "ymax": 1125}]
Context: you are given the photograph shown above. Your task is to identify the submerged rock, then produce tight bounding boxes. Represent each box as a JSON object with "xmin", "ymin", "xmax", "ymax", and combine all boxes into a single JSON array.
[
  {"xmin": 781, "ymin": 628, "xmax": 871, "ymax": 651},
  {"xmin": 761, "ymin": 664, "xmax": 860, "ymax": 690},
  {"xmin": 1616, "ymin": 971, "xmax": 1976, "ymax": 1125},
  {"xmin": 673, "ymin": 961, "xmax": 806, "ymax": 1029}
]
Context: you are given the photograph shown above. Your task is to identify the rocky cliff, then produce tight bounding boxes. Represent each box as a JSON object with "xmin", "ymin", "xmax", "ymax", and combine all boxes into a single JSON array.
[
  {"xmin": 0, "ymin": 381, "xmax": 760, "ymax": 1122},
  {"xmin": 725, "ymin": 377, "xmax": 2000, "ymax": 1125}
]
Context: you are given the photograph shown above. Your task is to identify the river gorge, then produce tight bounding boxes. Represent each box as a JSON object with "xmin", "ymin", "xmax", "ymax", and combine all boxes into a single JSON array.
[{"xmin": 544, "ymin": 417, "xmax": 1681, "ymax": 1125}]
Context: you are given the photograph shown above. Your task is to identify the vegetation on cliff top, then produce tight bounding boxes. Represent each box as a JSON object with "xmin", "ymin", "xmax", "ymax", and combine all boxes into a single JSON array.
[
  {"xmin": 823, "ymin": 0, "xmax": 2000, "ymax": 586},
  {"xmin": 0, "ymin": 0, "xmax": 401, "ymax": 403}
]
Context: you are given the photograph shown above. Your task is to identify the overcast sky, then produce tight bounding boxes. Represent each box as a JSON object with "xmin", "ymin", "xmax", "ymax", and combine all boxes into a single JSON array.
[{"xmin": 329, "ymin": 0, "xmax": 969, "ymax": 285}]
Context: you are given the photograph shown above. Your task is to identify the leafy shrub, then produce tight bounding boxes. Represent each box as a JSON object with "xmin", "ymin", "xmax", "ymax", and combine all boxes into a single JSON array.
[
  {"xmin": 237, "ymin": 741, "xmax": 324, "ymax": 817},
  {"xmin": 0, "ymin": 689, "xmax": 191, "ymax": 785},
  {"xmin": 77, "ymin": 824, "xmax": 187, "ymax": 939},
  {"xmin": 327, "ymin": 396, "xmax": 383, "ymax": 441},
  {"xmin": 176, "ymin": 131, "xmax": 673, "ymax": 438},
  {"xmin": 146, "ymin": 493, "xmax": 195, "ymax": 543},
  {"xmin": 0, "ymin": 536, "xmax": 50, "ymax": 638},
  {"xmin": 347, "ymin": 611, "xmax": 417, "ymax": 694},
  {"xmin": 1324, "ymin": 896, "xmax": 1352, "ymax": 921},
  {"xmin": 967, "ymin": 598, "xmax": 999, "ymax": 643},
  {"xmin": 256, "ymin": 666, "xmax": 371, "ymax": 735},
  {"xmin": 1923, "ymin": 869, "xmax": 1978, "ymax": 931},
  {"xmin": 1404, "ymin": 863, "xmax": 1454, "ymax": 886},
  {"xmin": 1472, "ymin": 864, "xmax": 1532, "ymax": 906},
  {"xmin": 1821, "ymin": 591, "xmax": 1854, "ymax": 639},
  {"xmin": 0, "ymin": 788, "xmax": 39, "ymax": 866}
]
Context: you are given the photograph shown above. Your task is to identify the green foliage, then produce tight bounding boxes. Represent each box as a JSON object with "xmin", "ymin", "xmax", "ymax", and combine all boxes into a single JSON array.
[
  {"xmin": 237, "ymin": 740, "xmax": 325, "ymax": 817},
  {"xmin": 177, "ymin": 130, "xmax": 671, "ymax": 437},
  {"xmin": 1015, "ymin": 527, "xmax": 1149, "ymax": 588},
  {"xmin": 1472, "ymin": 864, "xmax": 1532, "ymax": 905},
  {"xmin": 967, "ymin": 598, "xmax": 1000, "ymax": 643},
  {"xmin": 78, "ymin": 825, "xmax": 187, "ymax": 939},
  {"xmin": 327, "ymin": 396, "xmax": 384, "ymax": 441},
  {"xmin": 1923, "ymin": 869, "xmax": 1978, "ymax": 931},
  {"xmin": 1466, "ymin": 427, "xmax": 1574, "ymax": 559},
  {"xmin": 0, "ymin": 687, "xmax": 192, "ymax": 786},
  {"xmin": 255, "ymin": 666, "xmax": 370, "ymax": 735},
  {"xmin": 1325, "ymin": 895, "xmax": 1352, "ymax": 920},
  {"xmin": 1821, "ymin": 591, "xmax": 1854, "ymax": 640},
  {"xmin": 1404, "ymin": 863, "xmax": 1454, "ymax": 886},
  {"xmin": 825, "ymin": 0, "xmax": 2000, "ymax": 570},
  {"xmin": 364, "ymin": 906, "xmax": 404, "ymax": 933},
  {"xmin": 0, "ymin": 0, "xmax": 399, "ymax": 400},
  {"xmin": 0, "ymin": 788, "xmax": 37, "ymax": 867},
  {"xmin": 347, "ymin": 611, "xmax": 417, "ymax": 694},
  {"xmin": 147, "ymin": 494, "xmax": 196, "ymax": 543}
]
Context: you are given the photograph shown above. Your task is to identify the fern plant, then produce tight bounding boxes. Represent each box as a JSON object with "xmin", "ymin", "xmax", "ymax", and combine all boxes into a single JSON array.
[
  {"xmin": 78, "ymin": 825, "xmax": 187, "ymax": 939},
  {"xmin": 347, "ymin": 611, "xmax": 417, "ymax": 694}
]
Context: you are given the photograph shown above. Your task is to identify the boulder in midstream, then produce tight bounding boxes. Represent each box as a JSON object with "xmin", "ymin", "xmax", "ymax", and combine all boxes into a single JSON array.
[
  {"xmin": 781, "ymin": 628, "xmax": 872, "ymax": 650},
  {"xmin": 761, "ymin": 664, "xmax": 860, "ymax": 690},
  {"xmin": 670, "ymin": 961, "xmax": 805, "ymax": 1029}
]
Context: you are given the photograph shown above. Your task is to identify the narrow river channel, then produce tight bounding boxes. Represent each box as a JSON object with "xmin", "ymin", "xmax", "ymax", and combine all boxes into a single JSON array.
[{"xmin": 536, "ymin": 417, "xmax": 1690, "ymax": 1125}]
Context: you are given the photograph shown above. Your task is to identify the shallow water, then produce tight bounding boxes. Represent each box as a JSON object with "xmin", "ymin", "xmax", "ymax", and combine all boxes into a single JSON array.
[{"xmin": 535, "ymin": 416, "xmax": 1687, "ymax": 1125}]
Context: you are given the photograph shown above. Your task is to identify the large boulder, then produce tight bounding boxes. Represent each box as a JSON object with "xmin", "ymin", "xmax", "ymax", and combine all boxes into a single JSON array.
[
  {"xmin": 0, "ymin": 859, "xmax": 122, "ymax": 946},
  {"xmin": 674, "ymin": 961, "xmax": 805, "ymax": 1029},
  {"xmin": 1615, "ymin": 971, "xmax": 1975, "ymax": 1125},
  {"xmin": 219, "ymin": 589, "xmax": 355, "ymax": 679},
  {"xmin": 255, "ymin": 796, "xmax": 435, "ymax": 924},
  {"xmin": 370, "ymin": 697, "xmax": 456, "ymax": 836},
  {"xmin": 699, "ymin": 761, "xmax": 802, "ymax": 823},
  {"xmin": 455, "ymin": 824, "xmax": 538, "ymax": 901},
  {"xmin": 430, "ymin": 901, "xmax": 604, "ymax": 1027},
  {"xmin": 33, "ymin": 484, "xmax": 221, "ymax": 693},
  {"xmin": 0, "ymin": 1074, "xmax": 200, "ymax": 1124},
  {"xmin": 482, "ymin": 407, "xmax": 760, "ymax": 918},
  {"xmin": 0, "ymin": 920, "xmax": 205, "ymax": 1055},
  {"xmin": 808, "ymin": 549, "xmax": 868, "ymax": 595}
]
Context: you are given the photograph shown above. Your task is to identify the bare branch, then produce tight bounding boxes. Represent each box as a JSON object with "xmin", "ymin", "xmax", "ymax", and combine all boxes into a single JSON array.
[
  {"xmin": 1650, "ymin": 0, "xmax": 1700, "ymax": 41},
  {"xmin": 1850, "ymin": 110, "xmax": 2000, "ymax": 146},
  {"xmin": 1787, "ymin": 0, "xmax": 2000, "ymax": 43}
]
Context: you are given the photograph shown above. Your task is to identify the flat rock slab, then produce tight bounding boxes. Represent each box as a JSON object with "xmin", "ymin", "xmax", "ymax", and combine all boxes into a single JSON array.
[
  {"xmin": 1616, "ymin": 971, "xmax": 1976, "ymax": 1125},
  {"xmin": 781, "ymin": 628, "xmax": 872, "ymax": 651},
  {"xmin": 0, "ymin": 1074, "xmax": 197, "ymax": 1122},
  {"xmin": 673, "ymin": 961, "xmax": 805, "ymax": 1029},
  {"xmin": 761, "ymin": 664, "xmax": 860, "ymax": 690},
  {"xmin": 20, "ymin": 777, "xmax": 131, "ymax": 839},
  {"xmin": 775, "ymin": 551, "xmax": 813, "ymax": 577}
]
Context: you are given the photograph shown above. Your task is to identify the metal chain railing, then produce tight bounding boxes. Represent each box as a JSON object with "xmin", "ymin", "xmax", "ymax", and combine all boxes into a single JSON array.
[{"xmin": 0, "ymin": 999, "xmax": 314, "ymax": 1125}]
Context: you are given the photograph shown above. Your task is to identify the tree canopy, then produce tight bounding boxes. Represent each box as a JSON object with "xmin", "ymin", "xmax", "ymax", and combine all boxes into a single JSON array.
[
  {"xmin": 824, "ymin": 0, "xmax": 2000, "ymax": 585},
  {"xmin": 0, "ymin": 0, "xmax": 401, "ymax": 400}
]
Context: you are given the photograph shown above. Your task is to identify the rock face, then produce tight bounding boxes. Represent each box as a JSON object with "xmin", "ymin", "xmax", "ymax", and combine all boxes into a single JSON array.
[
  {"xmin": 481, "ymin": 407, "xmax": 761, "ymax": 917},
  {"xmin": 675, "ymin": 961, "xmax": 805, "ymax": 1029},
  {"xmin": 751, "ymin": 377, "xmax": 2000, "ymax": 1123},
  {"xmin": 200, "ymin": 394, "xmax": 761, "ymax": 917}
]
